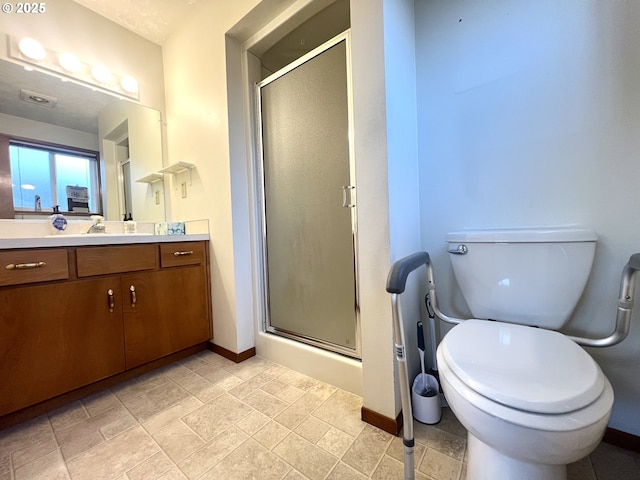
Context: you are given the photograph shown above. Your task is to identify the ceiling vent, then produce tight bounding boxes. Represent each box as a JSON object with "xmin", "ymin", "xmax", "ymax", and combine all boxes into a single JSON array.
[{"xmin": 19, "ymin": 88, "xmax": 57, "ymax": 108}]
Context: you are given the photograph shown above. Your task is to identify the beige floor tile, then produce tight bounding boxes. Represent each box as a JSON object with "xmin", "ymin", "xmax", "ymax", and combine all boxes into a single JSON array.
[
  {"xmin": 590, "ymin": 442, "xmax": 640, "ymax": 480},
  {"xmin": 120, "ymin": 382, "xmax": 190, "ymax": 422},
  {"xmin": 199, "ymin": 438, "xmax": 291, "ymax": 480},
  {"xmin": 13, "ymin": 448, "xmax": 69, "ymax": 480},
  {"xmin": 242, "ymin": 389, "xmax": 289, "ymax": 418},
  {"xmin": 157, "ymin": 466, "xmax": 188, "ymax": 480},
  {"xmin": 228, "ymin": 373, "xmax": 275, "ymax": 399},
  {"xmin": 317, "ymin": 427, "xmax": 356, "ymax": 458},
  {"xmin": 56, "ymin": 405, "xmax": 134, "ymax": 460},
  {"xmin": 418, "ymin": 448, "xmax": 462, "ymax": 480},
  {"xmin": 48, "ymin": 401, "xmax": 90, "ymax": 432},
  {"xmin": 306, "ymin": 382, "xmax": 338, "ymax": 401},
  {"xmin": 342, "ymin": 424, "xmax": 393, "ymax": 476},
  {"xmin": 261, "ymin": 378, "xmax": 290, "ymax": 397},
  {"xmin": 141, "ymin": 397, "xmax": 203, "ymax": 435},
  {"xmin": 434, "ymin": 408, "xmax": 467, "ymax": 438},
  {"xmin": 278, "ymin": 370, "xmax": 320, "ymax": 391},
  {"xmin": 178, "ymin": 426, "xmax": 248, "ymax": 479},
  {"xmin": 414, "ymin": 421, "xmax": 466, "ymax": 461},
  {"xmin": 152, "ymin": 420, "xmax": 204, "ymax": 463},
  {"xmin": 283, "ymin": 468, "xmax": 309, "ymax": 480},
  {"xmin": 126, "ymin": 450, "xmax": 174, "ymax": 480},
  {"xmin": 0, "ymin": 454, "xmax": 10, "ymax": 476},
  {"xmin": 182, "ymin": 393, "xmax": 252, "ymax": 441},
  {"xmin": 194, "ymin": 366, "xmax": 245, "ymax": 391},
  {"xmin": 312, "ymin": 390, "xmax": 365, "ymax": 437},
  {"xmin": 223, "ymin": 356, "xmax": 278, "ymax": 381},
  {"xmin": 253, "ymin": 420, "xmax": 291, "ymax": 450},
  {"xmin": 326, "ymin": 461, "xmax": 369, "ymax": 480},
  {"xmin": 567, "ymin": 455, "xmax": 596, "ymax": 480},
  {"xmin": 66, "ymin": 425, "xmax": 159, "ymax": 480},
  {"xmin": 371, "ymin": 454, "xmax": 430, "ymax": 480},
  {"xmin": 235, "ymin": 409, "xmax": 270, "ymax": 435},
  {"xmin": 273, "ymin": 433, "xmax": 338, "ymax": 480},
  {"xmin": 81, "ymin": 390, "xmax": 122, "ymax": 417},
  {"xmin": 275, "ymin": 393, "xmax": 325, "ymax": 430},
  {"xmin": 180, "ymin": 376, "xmax": 224, "ymax": 403},
  {"xmin": 385, "ymin": 435, "xmax": 426, "ymax": 466},
  {"xmin": 0, "ymin": 415, "xmax": 57, "ymax": 469},
  {"xmin": 275, "ymin": 385, "xmax": 307, "ymax": 404},
  {"xmin": 294, "ymin": 416, "xmax": 331, "ymax": 444}
]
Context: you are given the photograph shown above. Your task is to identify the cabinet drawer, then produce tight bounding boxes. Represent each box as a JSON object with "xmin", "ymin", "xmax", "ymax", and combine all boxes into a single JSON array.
[
  {"xmin": 77, "ymin": 244, "xmax": 157, "ymax": 277},
  {"xmin": 160, "ymin": 242, "xmax": 206, "ymax": 268},
  {"xmin": 0, "ymin": 249, "xmax": 69, "ymax": 287}
]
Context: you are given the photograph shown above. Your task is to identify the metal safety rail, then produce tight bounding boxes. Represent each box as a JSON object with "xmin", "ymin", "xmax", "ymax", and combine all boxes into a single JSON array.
[
  {"xmin": 386, "ymin": 250, "xmax": 640, "ymax": 480},
  {"xmin": 386, "ymin": 252, "xmax": 431, "ymax": 480}
]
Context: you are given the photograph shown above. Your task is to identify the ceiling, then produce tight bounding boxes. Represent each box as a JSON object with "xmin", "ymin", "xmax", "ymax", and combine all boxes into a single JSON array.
[{"xmin": 71, "ymin": 0, "xmax": 202, "ymax": 45}]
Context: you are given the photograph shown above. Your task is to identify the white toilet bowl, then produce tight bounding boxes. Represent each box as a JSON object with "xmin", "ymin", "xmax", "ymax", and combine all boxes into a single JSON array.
[{"xmin": 437, "ymin": 320, "xmax": 613, "ymax": 480}]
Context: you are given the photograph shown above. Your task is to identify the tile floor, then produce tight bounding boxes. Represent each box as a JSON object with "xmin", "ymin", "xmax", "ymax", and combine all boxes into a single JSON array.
[{"xmin": 1, "ymin": 350, "xmax": 639, "ymax": 480}]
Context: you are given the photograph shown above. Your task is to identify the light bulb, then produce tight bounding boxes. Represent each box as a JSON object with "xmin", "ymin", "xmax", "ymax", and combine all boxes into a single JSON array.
[
  {"xmin": 91, "ymin": 64, "xmax": 112, "ymax": 83},
  {"xmin": 59, "ymin": 52, "xmax": 81, "ymax": 72},
  {"xmin": 18, "ymin": 38, "xmax": 45, "ymax": 61},
  {"xmin": 120, "ymin": 75, "xmax": 138, "ymax": 93}
]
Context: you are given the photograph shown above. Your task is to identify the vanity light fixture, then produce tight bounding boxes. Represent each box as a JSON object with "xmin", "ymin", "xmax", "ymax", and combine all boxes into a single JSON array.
[
  {"xmin": 8, "ymin": 35, "xmax": 139, "ymax": 101},
  {"xmin": 18, "ymin": 37, "xmax": 45, "ymax": 61}
]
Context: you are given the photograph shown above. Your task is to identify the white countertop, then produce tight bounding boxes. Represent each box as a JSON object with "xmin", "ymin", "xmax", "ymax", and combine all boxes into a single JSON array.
[{"xmin": 0, "ymin": 233, "xmax": 210, "ymax": 250}]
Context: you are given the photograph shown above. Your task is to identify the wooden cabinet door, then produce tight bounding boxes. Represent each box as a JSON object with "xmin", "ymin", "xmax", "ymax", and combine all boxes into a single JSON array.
[
  {"xmin": 122, "ymin": 266, "xmax": 210, "ymax": 369},
  {"xmin": 0, "ymin": 279, "xmax": 125, "ymax": 415}
]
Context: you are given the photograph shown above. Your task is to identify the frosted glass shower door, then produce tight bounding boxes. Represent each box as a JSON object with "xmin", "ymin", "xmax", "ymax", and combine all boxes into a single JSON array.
[{"xmin": 258, "ymin": 34, "xmax": 358, "ymax": 357}]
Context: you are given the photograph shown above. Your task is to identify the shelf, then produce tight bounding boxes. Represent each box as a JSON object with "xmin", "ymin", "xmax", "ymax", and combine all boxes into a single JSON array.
[
  {"xmin": 136, "ymin": 173, "xmax": 163, "ymax": 184},
  {"xmin": 159, "ymin": 162, "xmax": 195, "ymax": 175}
]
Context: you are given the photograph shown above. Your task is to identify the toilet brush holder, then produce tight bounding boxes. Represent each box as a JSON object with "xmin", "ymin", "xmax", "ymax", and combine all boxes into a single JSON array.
[{"xmin": 412, "ymin": 373, "xmax": 442, "ymax": 424}]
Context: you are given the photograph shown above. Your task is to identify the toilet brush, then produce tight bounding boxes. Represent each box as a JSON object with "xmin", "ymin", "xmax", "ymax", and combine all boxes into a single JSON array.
[{"xmin": 417, "ymin": 321, "xmax": 429, "ymax": 395}]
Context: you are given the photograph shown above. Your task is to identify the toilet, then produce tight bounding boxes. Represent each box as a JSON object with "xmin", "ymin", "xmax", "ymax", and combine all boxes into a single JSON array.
[{"xmin": 436, "ymin": 228, "xmax": 614, "ymax": 480}]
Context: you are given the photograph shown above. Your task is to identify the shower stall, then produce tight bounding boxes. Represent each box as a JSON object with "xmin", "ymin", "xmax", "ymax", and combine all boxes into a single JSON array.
[{"xmin": 256, "ymin": 32, "xmax": 360, "ymax": 358}]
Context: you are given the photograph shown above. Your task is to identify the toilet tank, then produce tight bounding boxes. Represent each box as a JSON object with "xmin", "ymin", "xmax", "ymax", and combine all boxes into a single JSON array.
[{"xmin": 446, "ymin": 228, "xmax": 597, "ymax": 329}]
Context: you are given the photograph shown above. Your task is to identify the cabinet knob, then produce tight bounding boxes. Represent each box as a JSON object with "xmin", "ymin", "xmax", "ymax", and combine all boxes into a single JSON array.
[{"xmin": 130, "ymin": 285, "xmax": 137, "ymax": 307}]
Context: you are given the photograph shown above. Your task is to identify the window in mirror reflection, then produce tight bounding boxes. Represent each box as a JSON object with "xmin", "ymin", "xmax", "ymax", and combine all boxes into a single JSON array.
[{"xmin": 10, "ymin": 142, "xmax": 101, "ymax": 214}]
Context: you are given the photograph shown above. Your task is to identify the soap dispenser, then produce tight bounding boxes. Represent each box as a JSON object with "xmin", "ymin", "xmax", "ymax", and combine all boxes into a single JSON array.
[{"xmin": 49, "ymin": 206, "xmax": 68, "ymax": 234}]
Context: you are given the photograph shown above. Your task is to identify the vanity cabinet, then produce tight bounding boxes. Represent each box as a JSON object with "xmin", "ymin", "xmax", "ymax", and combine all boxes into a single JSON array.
[{"xmin": 0, "ymin": 241, "xmax": 211, "ymax": 417}]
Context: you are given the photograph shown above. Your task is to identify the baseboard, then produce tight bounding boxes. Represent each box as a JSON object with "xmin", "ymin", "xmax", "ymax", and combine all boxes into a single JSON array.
[
  {"xmin": 361, "ymin": 406, "xmax": 402, "ymax": 436},
  {"xmin": 603, "ymin": 427, "xmax": 640, "ymax": 453},
  {"xmin": 0, "ymin": 343, "xmax": 208, "ymax": 431},
  {"xmin": 359, "ymin": 408, "xmax": 640, "ymax": 453},
  {"xmin": 208, "ymin": 342, "xmax": 256, "ymax": 363}
]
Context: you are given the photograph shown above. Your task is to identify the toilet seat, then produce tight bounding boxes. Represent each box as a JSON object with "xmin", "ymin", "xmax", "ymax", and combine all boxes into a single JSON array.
[{"xmin": 439, "ymin": 320, "xmax": 605, "ymax": 414}]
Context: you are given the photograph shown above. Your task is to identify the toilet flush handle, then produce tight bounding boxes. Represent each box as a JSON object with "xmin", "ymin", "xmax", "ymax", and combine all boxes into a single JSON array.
[{"xmin": 448, "ymin": 244, "xmax": 468, "ymax": 255}]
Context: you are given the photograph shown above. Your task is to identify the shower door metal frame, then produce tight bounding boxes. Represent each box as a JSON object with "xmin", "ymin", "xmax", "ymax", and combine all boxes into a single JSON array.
[{"xmin": 254, "ymin": 30, "xmax": 361, "ymax": 359}]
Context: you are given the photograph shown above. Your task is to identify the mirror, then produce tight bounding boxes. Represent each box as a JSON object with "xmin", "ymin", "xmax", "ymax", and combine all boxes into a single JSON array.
[{"xmin": 0, "ymin": 57, "xmax": 165, "ymax": 222}]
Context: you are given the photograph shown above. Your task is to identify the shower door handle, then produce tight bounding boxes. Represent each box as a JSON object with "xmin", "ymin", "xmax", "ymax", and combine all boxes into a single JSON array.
[{"xmin": 341, "ymin": 185, "xmax": 355, "ymax": 208}]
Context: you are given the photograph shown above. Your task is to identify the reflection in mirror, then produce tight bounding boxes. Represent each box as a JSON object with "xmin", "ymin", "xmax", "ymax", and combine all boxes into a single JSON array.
[{"xmin": 0, "ymin": 58, "xmax": 165, "ymax": 222}]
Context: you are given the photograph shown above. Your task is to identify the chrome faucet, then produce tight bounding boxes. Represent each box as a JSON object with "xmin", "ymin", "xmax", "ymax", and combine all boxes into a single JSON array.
[{"xmin": 86, "ymin": 215, "xmax": 106, "ymax": 234}]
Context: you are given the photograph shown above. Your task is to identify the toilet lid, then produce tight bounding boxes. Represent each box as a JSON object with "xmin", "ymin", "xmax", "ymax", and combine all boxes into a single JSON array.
[{"xmin": 439, "ymin": 319, "xmax": 605, "ymax": 414}]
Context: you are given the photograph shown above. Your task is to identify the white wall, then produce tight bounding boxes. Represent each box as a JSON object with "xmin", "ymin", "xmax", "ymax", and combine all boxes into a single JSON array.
[
  {"xmin": 163, "ymin": 0, "xmax": 263, "ymax": 355},
  {"xmin": 0, "ymin": 113, "xmax": 98, "ymax": 151},
  {"xmin": 415, "ymin": 0, "xmax": 640, "ymax": 436}
]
